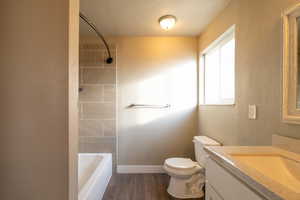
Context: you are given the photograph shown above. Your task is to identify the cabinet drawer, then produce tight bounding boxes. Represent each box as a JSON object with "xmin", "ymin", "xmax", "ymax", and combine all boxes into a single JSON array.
[{"xmin": 206, "ymin": 158, "xmax": 265, "ymax": 200}]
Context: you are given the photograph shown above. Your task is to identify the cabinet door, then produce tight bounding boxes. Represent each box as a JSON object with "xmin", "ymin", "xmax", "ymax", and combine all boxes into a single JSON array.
[
  {"xmin": 206, "ymin": 183, "xmax": 223, "ymax": 200},
  {"xmin": 206, "ymin": 158, "xmax": 265, "ymax": 200}
]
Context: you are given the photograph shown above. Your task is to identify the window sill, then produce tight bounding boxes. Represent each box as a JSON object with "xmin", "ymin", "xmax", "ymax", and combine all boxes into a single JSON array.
[{"xmin": 199, "ymin": 103, "xmax": 235, "ymax": 106}]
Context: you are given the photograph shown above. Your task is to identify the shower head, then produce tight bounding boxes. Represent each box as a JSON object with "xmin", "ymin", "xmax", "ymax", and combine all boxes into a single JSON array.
[{"xmin": 106, "ymin": 57, "xmax": 113, "ymax": 64}]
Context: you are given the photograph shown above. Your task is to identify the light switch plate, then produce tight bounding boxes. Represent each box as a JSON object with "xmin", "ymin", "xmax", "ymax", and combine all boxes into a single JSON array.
[{"xmin": 248, "ymin": 105, "xmax": 257, "ymax": 120}]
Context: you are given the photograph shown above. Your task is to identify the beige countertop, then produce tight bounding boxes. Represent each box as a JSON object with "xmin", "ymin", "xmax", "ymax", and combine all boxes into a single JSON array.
[{"xmin": 204, "ymin": 146, "xmax": 300, "ymax": 200}]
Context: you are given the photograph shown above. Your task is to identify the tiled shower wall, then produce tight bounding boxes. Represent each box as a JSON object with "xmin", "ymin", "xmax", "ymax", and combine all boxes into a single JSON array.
[{"xmin": 79, "ymin": 43, "xmax": 117, "ymax": 167}]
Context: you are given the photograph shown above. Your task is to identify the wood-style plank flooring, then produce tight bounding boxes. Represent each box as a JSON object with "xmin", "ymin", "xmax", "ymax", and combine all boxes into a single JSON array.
[{"xmin": 103, "ymin": 174, "xmax": 204, "ymax": 200}]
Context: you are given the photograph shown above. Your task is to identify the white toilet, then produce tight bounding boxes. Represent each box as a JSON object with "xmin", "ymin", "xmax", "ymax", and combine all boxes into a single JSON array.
[{"xmin": 163, "ymin": 136, "xmax": 221, "ymax": 199}]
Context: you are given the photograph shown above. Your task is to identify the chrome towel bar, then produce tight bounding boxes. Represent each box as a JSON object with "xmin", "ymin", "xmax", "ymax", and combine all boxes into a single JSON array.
[{"xmin": 128, "ymin": 104, "xmax": 171, "ymax": 109}]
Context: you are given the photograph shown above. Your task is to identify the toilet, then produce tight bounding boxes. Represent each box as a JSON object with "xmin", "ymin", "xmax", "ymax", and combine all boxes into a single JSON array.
[{"xmin": 163, "ymin": 136, "xmax": 221, "ymax": 199}]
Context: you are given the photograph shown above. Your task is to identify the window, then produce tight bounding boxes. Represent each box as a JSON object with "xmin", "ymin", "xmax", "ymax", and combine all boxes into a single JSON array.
[{"xmin": 199, "ymin": 26, "xmax": 235, "ymax": 105}]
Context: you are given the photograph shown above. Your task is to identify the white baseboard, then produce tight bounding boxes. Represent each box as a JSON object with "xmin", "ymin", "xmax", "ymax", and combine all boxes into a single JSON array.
[{"xmin": 117, "ymin": 165, "xmax": 165, "ymax": 174}]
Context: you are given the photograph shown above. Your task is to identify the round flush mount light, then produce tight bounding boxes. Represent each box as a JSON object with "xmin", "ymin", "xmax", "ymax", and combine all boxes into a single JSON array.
[{"xmin": 159, "ymin": 15, "xmax": 177, "ymax": 30}]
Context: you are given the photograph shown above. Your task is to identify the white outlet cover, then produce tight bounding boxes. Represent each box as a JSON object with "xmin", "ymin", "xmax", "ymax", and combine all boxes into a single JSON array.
[{"xmin": 248, "ymin": 105, "xmax": 257, "ymax": 120}]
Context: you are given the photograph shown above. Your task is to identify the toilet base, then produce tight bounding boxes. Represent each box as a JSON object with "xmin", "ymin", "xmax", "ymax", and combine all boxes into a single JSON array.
[{"xmin": 167, "ymin": 174, "xmax": 204, "ymax": 199}]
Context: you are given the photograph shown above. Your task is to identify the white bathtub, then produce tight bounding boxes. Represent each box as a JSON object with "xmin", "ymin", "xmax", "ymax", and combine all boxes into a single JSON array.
[{"xmin": 78, "ymin": 153, "xmax": 112, "ymax": 200}]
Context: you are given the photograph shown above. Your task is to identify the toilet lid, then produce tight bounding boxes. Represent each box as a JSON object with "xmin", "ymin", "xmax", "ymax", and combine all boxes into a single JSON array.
[{"xmin": 165, "ymin": 158, "xmax": 197, "ymax": 170}]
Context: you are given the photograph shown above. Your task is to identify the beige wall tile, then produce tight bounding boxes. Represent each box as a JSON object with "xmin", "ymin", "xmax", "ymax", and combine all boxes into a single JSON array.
[
  {"xmin": 79, "ymin": 85, "xmax": 103, "ymax": 102},
  {"xmin": 79, "ymin": 42, "xmax": 117, "ymax": 169},
  {"xmin": 81, "ymin": 103, "xmax": 115, "ymax": 119},
  {"xmin": 82, "ymin": 68, "xmax": 116, "ymax": 84},
  {"xmin": 79, "ymin": 50, "xmax": 94, "ymax": 66},
  {"xmin": 80, "ymin": 43, "xmax": 116, "ymax": 50},
  {"xmin": 79, "ymin": 137, "xmax": 116, "ymax": 153},
  {"xmin": 80, "ymin": 43, "xmax": 105, "ymax": 50},
  {"xmin": 79, "ymin": 69, "xmax": 83, "ymax": 84},
  {"xmin": 80, "ymin": 50, "xmax": 104, "ymax": 67},
  {"xmin": 103, "ymin": 120, "xmax": 116, "ymax": 137},
  {"xmin": 79, "ymin": 103, "xmax": 82, "ymax": 119},
  {"xmin": 79, "ymin": 120, "xmax": 103, "ymax": 137},
  {"xmin": 104, "ymin": 85, "xmax": 116, "ymax": 102},
  {"xmin": 94, "ymin": 50, "xmax": 104, "ymax": 66},
  {"xmin": 79, "ymin": 142, "xmax": 85, "ymax": 153}
]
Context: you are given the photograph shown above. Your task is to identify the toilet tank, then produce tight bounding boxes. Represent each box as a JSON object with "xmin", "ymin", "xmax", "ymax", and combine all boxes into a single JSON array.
[{"xmin": 193, "ymin": 136, "xmax": 221, "ymax": 167}]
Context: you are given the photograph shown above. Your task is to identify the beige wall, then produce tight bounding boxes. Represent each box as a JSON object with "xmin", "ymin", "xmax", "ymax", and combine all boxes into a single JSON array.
[
  {"xmin": 0, "ymin": 0, "xmax": 78, "ymax": 199},
  {"xmin": 198, "ymin": 0, "xmax": 300, "ymax": 146},
  {"xmin": 116, "ymin": 37, "xmax": 198, "ymax": 165},
  {"xmin": 79, "ymin": 36, "xmax": 198, "ymax": 165}
]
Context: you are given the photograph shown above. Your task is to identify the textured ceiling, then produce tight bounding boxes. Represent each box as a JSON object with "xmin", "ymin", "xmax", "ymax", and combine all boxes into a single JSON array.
[{"xmin": 80, "ymin": 0, "xmax": 231, "ymax": 36}]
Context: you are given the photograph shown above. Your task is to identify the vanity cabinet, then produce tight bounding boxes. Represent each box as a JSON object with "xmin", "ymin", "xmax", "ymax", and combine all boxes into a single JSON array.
[
  {"xmin": 205, "ymin": 158, "xmax": 266, "ymax": 200},
  {"xmin": 205, "ymin": 183, "xmax": 223, "ymax": 200}
]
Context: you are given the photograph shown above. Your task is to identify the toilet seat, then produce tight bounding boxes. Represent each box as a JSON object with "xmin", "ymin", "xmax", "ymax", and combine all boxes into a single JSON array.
[
  {"xmin": 163, "ymin": 158, "xmax": 203, "ymax": 179},
  {"xmin": 165, "ymin": 158, "xmax": 197, "ymax": 170}
]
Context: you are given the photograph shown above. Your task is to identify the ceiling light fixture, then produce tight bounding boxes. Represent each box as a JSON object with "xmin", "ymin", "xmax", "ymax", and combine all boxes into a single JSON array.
[{"xmin": 159, "ymin": 15, "xmax": 177, "ymax": 30}]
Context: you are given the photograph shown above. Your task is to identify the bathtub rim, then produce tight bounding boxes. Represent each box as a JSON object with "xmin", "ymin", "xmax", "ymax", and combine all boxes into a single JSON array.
[{"xmin": 78, "ymin": 153, "xmax": 112, "ymax": 200}]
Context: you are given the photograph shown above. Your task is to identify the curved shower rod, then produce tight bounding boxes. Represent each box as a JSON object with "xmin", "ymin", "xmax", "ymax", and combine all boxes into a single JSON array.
[{"xmin": 80, "ymin": 12, "xmax": 113, "ymax": 64}]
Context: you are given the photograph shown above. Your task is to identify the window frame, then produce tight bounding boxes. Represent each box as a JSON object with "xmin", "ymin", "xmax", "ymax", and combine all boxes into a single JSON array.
[{"xmin": 199, "ymin": 25, "xmax": 236, "ymax": 106}]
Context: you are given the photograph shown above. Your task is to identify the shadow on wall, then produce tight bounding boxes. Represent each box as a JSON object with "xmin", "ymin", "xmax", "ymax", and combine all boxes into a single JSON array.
[{"xmin": 119, "ymin": 106, "xmax": 198, "ymax": 165}]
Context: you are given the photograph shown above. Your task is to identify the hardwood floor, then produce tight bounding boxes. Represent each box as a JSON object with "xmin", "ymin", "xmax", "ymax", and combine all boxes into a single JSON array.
[{"xmin": 103, "ymin": 174, "xmax": 204, "ymax": 200}]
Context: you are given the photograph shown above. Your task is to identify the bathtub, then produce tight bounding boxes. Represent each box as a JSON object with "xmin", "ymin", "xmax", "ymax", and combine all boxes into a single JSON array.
[{"xmin": 78, "ymin": 153, "xmax": 112, "ymax": 200}]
